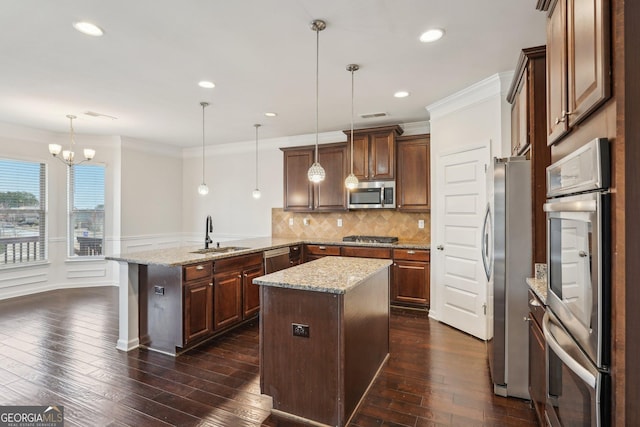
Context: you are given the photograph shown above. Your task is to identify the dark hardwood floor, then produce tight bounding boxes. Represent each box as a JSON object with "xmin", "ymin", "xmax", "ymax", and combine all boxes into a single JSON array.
[{"xmin": 0, "ymin": 286, "xmax": 536, "ymax": 426}]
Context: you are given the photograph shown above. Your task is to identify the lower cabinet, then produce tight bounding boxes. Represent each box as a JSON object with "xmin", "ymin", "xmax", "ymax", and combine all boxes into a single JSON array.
[
  {"xmin": 528, "ymin": 289, "xmax": 546, "ymax": 426},
  {"xmin": 183, "ymin": 279, "xmax": 214, "ymax": 344},
  {"xmin": 213, "ymin": 253, "xmax": 264, "ymax": 331},
  {"xmin": 391, "ymin": 249, "xmax": 430, "ymax": 308},
  {"xmin": 304, "ymin": 244, "xmax": 340, "ymax": 262}
]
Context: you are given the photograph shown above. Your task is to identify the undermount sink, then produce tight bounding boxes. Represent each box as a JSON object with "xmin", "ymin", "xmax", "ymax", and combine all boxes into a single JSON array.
[{"xmin": 191, "ymin": 246, "xmax": 250, "ymax": 254}]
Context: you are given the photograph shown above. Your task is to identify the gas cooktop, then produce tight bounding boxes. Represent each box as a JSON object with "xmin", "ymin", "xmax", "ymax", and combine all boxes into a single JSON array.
[{"xmin": 342, "ymin": 235, "xmax": 399, "ymax": 244}]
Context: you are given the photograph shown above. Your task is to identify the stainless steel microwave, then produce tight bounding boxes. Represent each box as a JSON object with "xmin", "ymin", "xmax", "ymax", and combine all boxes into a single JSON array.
[{"xmin": 348, "ymin": 181, "xmax": 395, "ymax": 209}]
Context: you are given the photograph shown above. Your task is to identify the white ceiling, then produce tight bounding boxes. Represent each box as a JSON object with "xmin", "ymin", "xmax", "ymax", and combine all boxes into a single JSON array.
[{"xmin": 0, "ymin": 1, "xmax": 546, "ymax": 148}]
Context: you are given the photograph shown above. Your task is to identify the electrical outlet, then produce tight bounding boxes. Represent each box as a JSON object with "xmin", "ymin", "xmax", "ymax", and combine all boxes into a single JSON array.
[
  {"xmin": 303, "ymin": 218, "xmax": 310, "ymax": 226},
  {"xmin": 418, "ymin": 219, "xmax": 425, "ymax": 229},
  {"xmin": 288, "ymin": 218, "xmax": 294, "ymax": 226},
  {"xmin": 292, "ymin": 323, "xmax": 310, "ymax": 338},
  {"xmin": 337, "ymin": 219, "xmax": 343, "ymax": 227}
]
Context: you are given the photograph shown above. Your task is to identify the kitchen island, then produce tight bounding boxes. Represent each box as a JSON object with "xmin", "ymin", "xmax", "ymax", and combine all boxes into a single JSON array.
[{"xmin": 254, "ymin": 256, "xmax": 391, "ymax": 427}]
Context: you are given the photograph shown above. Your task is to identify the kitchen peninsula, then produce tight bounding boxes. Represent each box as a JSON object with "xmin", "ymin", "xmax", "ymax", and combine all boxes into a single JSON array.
[
  {"xmin": 254, "ymin": 256, "xmax": 391, "ymax": 427},
  {"xmin": 107, "ymin": 236, "xmax": 426, "ymax": 356}
]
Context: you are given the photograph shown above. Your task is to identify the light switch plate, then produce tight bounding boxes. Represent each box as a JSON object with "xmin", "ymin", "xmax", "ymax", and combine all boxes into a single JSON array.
[
  {"xmin": 289, "ymin": 218, "xmax": 294, "ymax": 226},
  {"xmin": 418, "ymin": 219, "xmax": 425, "ymax": 229},
  {"xmin": 337, "ymin": 219, "xmax": 343, "ymax": 227}
]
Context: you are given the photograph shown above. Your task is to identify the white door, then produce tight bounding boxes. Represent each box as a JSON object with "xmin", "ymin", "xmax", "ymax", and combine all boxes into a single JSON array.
[{"xmin": 434, "ymin": 145, "xmax": 489, "ymax": 339}]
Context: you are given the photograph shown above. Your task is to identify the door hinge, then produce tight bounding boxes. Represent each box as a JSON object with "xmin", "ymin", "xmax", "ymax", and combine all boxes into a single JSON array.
[
  {"xmin": 483, "ymin": 303, "xmax": 487, "ymax": 315},
  {"xmin": 484, "ymin": 164, "xmax": 488, "ymax": 173}
]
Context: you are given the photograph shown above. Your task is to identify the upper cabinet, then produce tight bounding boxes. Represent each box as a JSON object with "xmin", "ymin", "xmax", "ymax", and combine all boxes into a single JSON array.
[
  {"xmin": 546, "ymin": 0, "xmax": 611, "ymax": 145},
  {"xmin": 507, "ymin": 46, "xmax": 551, "ymax": 269},
  {"xmin": 396, "ymin": 134, "xmax": 430, "ymax": 212},
  {"xmin": 345, "ymin": 125, "xmax": 403, "ymax": 181},
  {"xmin": 282, "ymin": 143, "xmax": 348, "ymax": 212}
]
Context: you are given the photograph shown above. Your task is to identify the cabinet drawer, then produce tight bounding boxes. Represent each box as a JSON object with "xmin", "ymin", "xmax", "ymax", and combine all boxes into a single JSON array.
[
  {"xmin": 528, "ymin": 289, "xmax": 545, "ymax": 327},
  {"xmin": 214, "ymin": 253, "xmax": 263, "ymax": 274},
  {"xmin": 392, "ymin": 248, "xmax": 430, "ymax": 262},
  {"xmin": 341, "ymin": 246, "xmax": 391, "ymax": 259},
  {"xmin": 305, "ymin": 244, "xmax": 341, "ymax": 256},
  {"xmin": 184, "ymin": 262, "xmax": 212, "ymax": 282}
]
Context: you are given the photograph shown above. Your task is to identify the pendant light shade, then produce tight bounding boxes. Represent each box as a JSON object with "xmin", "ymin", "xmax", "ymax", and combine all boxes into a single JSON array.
[
  {"xmin": 48, "ymin": 115, "xmax": 96, "ymax": 166},
  {"xmin": 345, "ymin": 64, "xmax": 360, "ymax": 190},
  {"xmin": 252, "ymin": 124, "xmax": 261, "ymax": 199},
  {"xmin": 307, "ymin": 19, "xmax": 326, "ymax": 183},
  {"xmin": 198, "ymin": 102, "xmax": 210, "ymax": 196}
]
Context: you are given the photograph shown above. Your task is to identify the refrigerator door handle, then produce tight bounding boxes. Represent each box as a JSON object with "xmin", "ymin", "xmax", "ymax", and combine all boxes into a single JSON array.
[{"xmin": 481, "ymin": 203, "xmax": 492, "ymax": 281}]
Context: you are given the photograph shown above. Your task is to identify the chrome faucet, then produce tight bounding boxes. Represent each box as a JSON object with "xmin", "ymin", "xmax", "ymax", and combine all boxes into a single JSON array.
[{"xmin": 205, "ymin": 215, "xmax": 213, "ymax": 249}]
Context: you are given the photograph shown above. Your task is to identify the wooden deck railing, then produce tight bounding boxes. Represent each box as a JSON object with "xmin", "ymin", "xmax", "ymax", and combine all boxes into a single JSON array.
[{"xmin": 0, "ymin": 235, "xmax": 42, "ymax": 264}]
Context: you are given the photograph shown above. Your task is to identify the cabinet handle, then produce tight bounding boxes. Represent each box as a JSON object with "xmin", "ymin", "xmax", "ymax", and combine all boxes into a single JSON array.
[
  {"xmin": 529, "ymin": 298, "xmax": 542, "ymax": 307},
  {"xmin": 209, "ymin": 283, "xmax": 213, "ymax": 287},
  {"xmin": 318, "ymin": 246, "xmax": 326, "ymax": 250},
  {"xmin": 238, "ymin": 275, "xmax": 242, "ymax": 279},
  {"xmin": 407, "ymin": 250, "xmax": 415, "ymax": 254},
  {"xmin": 244, "ymin": 273, "xmax": 248, "ymax": 277},
  {"xmin": 196, "ymin": 265, "xmax": 205, "ymax": 270},
  {"xmin": 524, "ymin": 316, "xmax": 532, "ymax": 322}
]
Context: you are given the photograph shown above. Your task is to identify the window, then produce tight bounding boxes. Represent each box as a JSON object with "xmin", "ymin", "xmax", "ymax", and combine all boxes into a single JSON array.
[
  {"xmin": 69, "ymin": 164, "xmax": 105, "ymax": 257},
  {"xmin": 0, "ymin": 158, "xmax": 46, "ymax": 265}
]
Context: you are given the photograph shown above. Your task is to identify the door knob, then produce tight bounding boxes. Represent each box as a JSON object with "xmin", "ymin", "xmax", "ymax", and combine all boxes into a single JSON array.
[{"xmin": 436, "ymin": 245, "xmax": 444, "ymax": 251}]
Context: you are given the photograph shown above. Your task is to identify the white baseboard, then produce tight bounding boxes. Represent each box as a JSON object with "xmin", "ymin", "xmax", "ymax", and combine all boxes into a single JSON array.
[{"xmin": 116, "ymin": 337, "xmax": 140, "ymax": 352}]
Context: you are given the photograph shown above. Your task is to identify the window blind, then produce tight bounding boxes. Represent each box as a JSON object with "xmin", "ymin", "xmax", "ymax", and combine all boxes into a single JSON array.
[{"xmin": 69, "ymin": 164, "xmax": 105, "ymax": 257}]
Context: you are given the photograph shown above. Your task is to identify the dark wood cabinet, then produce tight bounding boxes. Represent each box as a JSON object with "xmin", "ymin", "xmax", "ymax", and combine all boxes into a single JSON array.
[
  {"xmin": 304, "ymin": 244, "xmax": 340, "ymax": 262},
  {"xmin": 396, "ymin": 134, "xmax": 430, "ymax": 212},
  {"xmin": 345, "ymin": 125, "xmax": 403, "ymax": 181},
  {"xmin": 289, "ymin": 244, "xmax": 303, "ymax": 267},
  {"xmin": 213, "ymin": 253, "xmax": 263, "ymax": 330},
  {"xmin": 340, "ymin": 246, "xmax": 391, "ymax": 259},
  {"xmin": 527, "ymin": 290, "xmax": 546, "ymax": 426},
  {"xmin": 183, "ymin": 279, "xmax": 213, "ymax": 344},
  {"xmin": 282, "ymin": 143, "xmax": 348, "ymax": 212},
  {"xmin": 507, "ymin": 46, "xmax": 551, "ymax": 270},
  {"xmin": 546, "ymin": 0, "xmax": 611, "ymax": 145},
  {"xmin": 182, "ymin": 262, "xmax": 214, "ymax": 346},
  {"xmin": 391, "ymin": 249, "xmax": 430, "ymax": 308}
]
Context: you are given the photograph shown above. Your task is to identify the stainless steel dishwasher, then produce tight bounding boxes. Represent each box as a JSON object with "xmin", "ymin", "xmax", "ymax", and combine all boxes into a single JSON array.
[{"xmin": 264, "ymin": 247, "xmax": 291, "ymax": 273}]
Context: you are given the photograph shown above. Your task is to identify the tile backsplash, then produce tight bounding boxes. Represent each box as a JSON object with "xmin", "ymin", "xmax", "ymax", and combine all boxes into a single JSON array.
[{"xmin": 271, "ymin": 208, "xmax": 430, "ymax": 243}]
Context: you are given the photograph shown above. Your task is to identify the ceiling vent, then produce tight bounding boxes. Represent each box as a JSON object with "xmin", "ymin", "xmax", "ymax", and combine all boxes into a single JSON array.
[
  {"xmin": 359, "ymin": 112, "xmax": 387, "ymax": 119},
  {"xmin": 84, "ymin": 111, "xmax": 118, "ymax": 120}
]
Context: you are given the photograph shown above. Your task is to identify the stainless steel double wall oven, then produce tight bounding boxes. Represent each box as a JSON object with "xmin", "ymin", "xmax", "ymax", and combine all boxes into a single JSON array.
[{"xmin": 543, "ymin": 138, "xmax": 611, "ymax": 426}]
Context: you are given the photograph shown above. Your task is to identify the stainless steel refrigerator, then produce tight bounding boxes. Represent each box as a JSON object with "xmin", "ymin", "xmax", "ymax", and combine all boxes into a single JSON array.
[{"xmin": 482, "ymin": 156, "xmax": 531, "ymax": 399}]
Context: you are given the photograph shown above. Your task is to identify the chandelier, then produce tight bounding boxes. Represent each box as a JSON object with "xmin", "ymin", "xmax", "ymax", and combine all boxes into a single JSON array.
[{"xmin": 48, "ymin": 115, "xmax": 95, "ymax": 166}]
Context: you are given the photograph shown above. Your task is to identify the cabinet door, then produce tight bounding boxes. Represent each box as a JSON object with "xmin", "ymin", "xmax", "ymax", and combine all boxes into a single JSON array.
[
  {"xmin": 184, "ymin": 280, "xmax": 213, "ymax": 345},
  {"xmin": 351, "ymin": 134, "xmax": 369, "ymax": 180},
  {"xmin": 391, "ymin": 260, "xmax": 430, "ymax": 307},
  {"xmin": 283, "ymin": 149, "xmax": 313, "ymax": 211},
  {"xmin": 396, "ymin": 135, "xmax": 430, "ymax": 212},
  {"xmin": 516, "ymin": 70, "xmax": 529, "ymax": 155},
  {"xmin": 315, "ymin": 144, "xmax": 348, "ymax": 211},
  {"xmin": 546, "ymin": 0, "xmax": 568, "ymax": 145},
  {"xmin": 566, "ymin": 0, "xmax": 610, "ymax": 127},
  {"xmin": 242, "ymin": 264, "xmax": 263, "ymax": 319},
  {"xmin": 529, "ymin": 316, "xmax": 546, "ymax": 424},
  {"xmin": 213, "ymin": 270, "xmax": 242, "ymax": 330},
  {"xmin": 370, "ymin": 131, "xmax": 395, "ymax": 179}
]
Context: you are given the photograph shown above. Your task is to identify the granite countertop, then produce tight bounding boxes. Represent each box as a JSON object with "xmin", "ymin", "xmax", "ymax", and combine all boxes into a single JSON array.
[
  {"xmin": 253, "ymin": 256, "xmax": 392, "ymax": 294},
  {"xmin": 106, "ymin": 236, "xmax": 430, "ymax": 267},
  {"xmin": 526, "ymin": 277, "xmax": 547, "ymax": 304}
]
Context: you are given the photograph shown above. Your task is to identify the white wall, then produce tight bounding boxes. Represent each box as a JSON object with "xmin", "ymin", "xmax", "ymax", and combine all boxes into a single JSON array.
[
  {"xmin": 0, "ymin": 122, "xmax": 120, "ymax": 299},
  {"xmin": 426, "ymin": 72, "xmax": 513, "ymax": 321}
]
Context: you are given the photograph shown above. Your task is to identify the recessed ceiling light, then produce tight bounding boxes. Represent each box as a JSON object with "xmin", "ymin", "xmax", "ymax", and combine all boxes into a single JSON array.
[
  {"xmin": 72, "ymin": 21, "xmax": 104, "ymax": 37},
  {"xmin": 394, "ymin": 91, "xmax": 410, "ymax": 98},
  {"xmin": 264, "ymin": 112, "xmax": 277, "ymax": 117},
  {"xmin": 419, "ymin": 28, "xmax": 444, "ymax": 43},
  {"xmin": 198, "ymin": 81, "xmax": 215, "ymax": 89}
]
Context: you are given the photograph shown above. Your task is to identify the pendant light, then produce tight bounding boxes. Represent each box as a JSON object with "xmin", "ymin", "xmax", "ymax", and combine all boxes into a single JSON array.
[
  {"xmin": 307, "ymin": 19, "xmax": 326, "ymax": 183},
  {"xmin": 48, "ymin": 115, "xmax": 95, "ymax": 166},
  {"xmin": 252, "ymin": 124, "xmax": 262, "ymax": 199},
  {"xmin": 345, "ymin": 64, "xmax": 360, "ymax": 189},
  {"xmin": 197, "ymin": 102, "xmax": 210, "ymax": 196}
]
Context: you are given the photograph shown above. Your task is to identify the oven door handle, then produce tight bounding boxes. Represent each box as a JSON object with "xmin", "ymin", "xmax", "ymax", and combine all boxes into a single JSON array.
[
  {"xmin": 542, "ymin": 312, "xmax": 597, "ymax": 389},
  {"xmin": 544, "ymin": 199, "xmax": 597, "ymax": 213}
]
